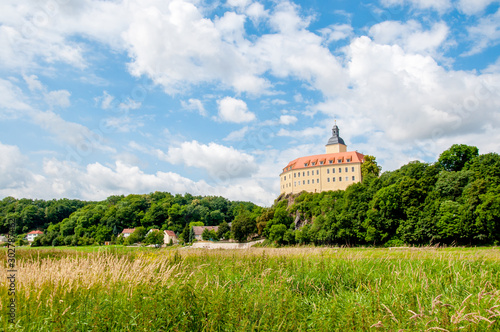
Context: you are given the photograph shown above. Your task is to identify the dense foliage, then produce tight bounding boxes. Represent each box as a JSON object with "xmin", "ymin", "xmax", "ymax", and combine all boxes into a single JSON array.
[
  {"xmin": 260, "ymin": 145, "xmax": 500, "ymax": 246},
  {"xmin": 1, "ymin": 193, "xmax": 260, "ymax": 246}
]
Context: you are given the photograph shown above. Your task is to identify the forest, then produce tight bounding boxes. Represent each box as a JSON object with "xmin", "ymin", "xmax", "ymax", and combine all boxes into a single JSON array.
[{"xmin": 1, "ymin": 144, "xmax": 499, "ymax": 247}]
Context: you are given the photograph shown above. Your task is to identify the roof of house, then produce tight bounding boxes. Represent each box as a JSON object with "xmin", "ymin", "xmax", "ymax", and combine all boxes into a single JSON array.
[
  {"xmin": 121, "ymin": 228, "xmax": 135, "ymax": 234},
  {"xmin": 164, "ymin": 230, "xmax": 176, "ymax": 237},
  {"xmin": 27, "ymin": 230, "xmax": 44, "ymax": 235},
  {"xmin": 148, "ymin": 229, "xmax": 160, "ymax": 233},
  {"xmin": 192, "ymin": 226, "xmax": 219, "ymax": 236},
  {"xmin": 282, "ymin": 151, "xmax": 365, "ymax": 173}
]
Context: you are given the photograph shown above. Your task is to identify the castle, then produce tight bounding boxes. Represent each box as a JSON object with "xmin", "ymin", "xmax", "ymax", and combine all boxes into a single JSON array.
[{"xmin": 279, "ymin": 123, "xmax": 365, "ymax": 194}]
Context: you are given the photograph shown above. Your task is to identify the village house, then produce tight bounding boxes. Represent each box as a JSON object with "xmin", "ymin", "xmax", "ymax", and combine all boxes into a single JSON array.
[
  {"xmin": 121, "ymin": 228, "xmax": 135, "ymax": 238},
  {"xmin": 163, "ymin": 230, "xmax": 178, "ymax": 244},
  {"xmin": 192, "ymin": 226, "xmax": 219, "ymax": 241},
  {"xmin": 146, "ymin": 229, "xmax": 178, "ymax": 245},
  {"xmin": 27, "ymin": 230, "xmax": 44, "ymax": 242}
]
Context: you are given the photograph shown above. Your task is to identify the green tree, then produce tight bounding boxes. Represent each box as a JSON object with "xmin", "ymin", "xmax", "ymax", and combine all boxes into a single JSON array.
[
  {"xmin": 232, "ymin": 210, "xmax": 256, "ymax": 242},
  {"xmin": 268, "ymin": 224, "xmax": 287, "ymax": 244},
  {"xmin": 438, "ymin": 144, "xmax": 479, "ymax": 172},
  {"xmin": 216, "ymin": 221, "xmax": 230, "ymax": 240},
  {"xmin": 361, "ymin": 155, "xmax": 382, "ymax": 179},
  {"xmin": 144, "ymin": 230, "xmax": 164, "ymax": 246}
]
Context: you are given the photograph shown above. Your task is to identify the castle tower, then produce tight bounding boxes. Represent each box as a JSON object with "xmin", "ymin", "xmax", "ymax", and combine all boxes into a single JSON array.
[{"xmin": 325, "ymin": 122, "xmax": 347, "ymax": 153}]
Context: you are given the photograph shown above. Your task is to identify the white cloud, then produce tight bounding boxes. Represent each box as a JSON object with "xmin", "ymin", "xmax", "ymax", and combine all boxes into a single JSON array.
[
  {"xmin": 181, "ymin": 98, "xmax": 207, "ymax": 116},
  {"xmin": 23, "ymin": 74, "xmax": 44, "ymax": 92},
  {"xmin": 44, "ymin": 89, "xmax": 71, "ymax": 108},
  {"xmin": 319, "ymin": 24, "xmax": 354, "ymax": 43},
  {"xmin": 311, "ymin": 35, "xmax": 500, "ymax": 162},
  {"xmin": 277, "ymin": 126, "xmax": 323, "ymax": 138},
  {"xmin": 464, "ymin": 8, "xmax": 500, "ymax": 55},
  {"xmin": 381, "ymin": 0, "xmax": 452, "ymax": 13},
  {"xmin": 96, "ymin": 91, "xmax": 115, "ymax": 110},
  {"xmin": 457, "ymin": 0, "xmax": 499, "ymax": 15},
  {"xmin": 159, "ymin": 140, "xmax": 257, "ymax": 179},
  {"xmin": 223, "ymin": 126, "xmax": 249, "ymax": 141},
  {"xmin": 217, "ymin": 97, "xmax": 256, "ymax": 123},
  {"xmin": 0, "ymin": 79, "xmax": 32, "ymax": 115},
  {"xmin": 369, "ymin": 20, "xmax": 449, "ymax": 55},
  {"xmin": 279, "ymin": 114, "xmax": 297, "ymax": 125}
]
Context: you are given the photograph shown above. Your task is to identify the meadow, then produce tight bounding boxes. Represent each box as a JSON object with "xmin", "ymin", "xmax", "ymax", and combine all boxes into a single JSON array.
[{"xmin": 1, "ymin": 246, "xmax": 499, "ymax": 331}]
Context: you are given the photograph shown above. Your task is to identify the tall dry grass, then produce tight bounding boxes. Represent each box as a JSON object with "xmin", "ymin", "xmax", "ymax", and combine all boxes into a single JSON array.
[{"xmin": 0, "ymin": 247, "xmax": 499, "ymax": 331}]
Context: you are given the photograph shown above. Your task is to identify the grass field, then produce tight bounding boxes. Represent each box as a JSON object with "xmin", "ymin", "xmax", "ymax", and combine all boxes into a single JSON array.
[{"xmin": 1, "ymin": 246, "xmax": 499, "ymax": 331}]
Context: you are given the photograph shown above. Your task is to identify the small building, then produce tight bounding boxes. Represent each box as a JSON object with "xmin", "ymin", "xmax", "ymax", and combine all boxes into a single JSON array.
[
  {"xmin": 164, "ymin": 230, "xmax": 178, "ymax": 244},
  {"xmin": 192, "ymin": 226, "xmax": 219, "ymax": 241},
  {"xmin": 0, "ymin": 235, "xmax": 8, "ymax": 243},
  {"xmin": 121, "ymin": 228, "xmax": 135, "ymax": 238},
  {"xmin": 27, "ymin": 230, "xmax": 44, "ymax": 242}
]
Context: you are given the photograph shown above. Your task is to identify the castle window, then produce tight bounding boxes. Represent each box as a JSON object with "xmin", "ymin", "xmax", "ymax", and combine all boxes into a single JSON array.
[
  {"xmin": 294, "ymin": 173, "xmax": 296, "ymax": 178},
  {"xmin": 352, "ymin": 167, "xmax": 355, "ymax": 172},
  {"xmin": 307, "ymin": 180, "xmax": 310, "ymax": 184},
  {"xmin": 312, "ymin": 162, "xmax": 316, "ymax": 166},
  {"xmin": 316, "ymin": 170, "xmax": 319, "ymax": 175},
  {"xmin": 332, "ymin": 168, "xmax": 335, "ymax": 173},
  {"xmin": 312, "ymin": 179, "xmax": 314, "ymax": 183},
  {"xmin": 338, "ymin": 159, "xmax": 342, "ymax": 163},
  {"xmin": 345, "ymin": 177, "xmax": 349, "ymax": 182},
  {"xmin": 294, "ymin": 182, "xmax": 296, "ymax": 186},
  {"xmin": 327, "ymin": 169, "xmax": 330, "ymax": 174},
  {"xmin": 333, "ymin": 177, "xmax": 336, "ymax": 182},
  {"xmin": 339, "ymin": 168, "xmax": 342, "ymax": 173},
  {"xmin": 320, "ymin": 161, "xmax": 324, "ymax": 165},
  {"xmin": 345, "ymin": 167, "xmax": 348, "ymax": 172},
  {"xmin": 352, "ymin": 176, "xmax": 355, "ymax": 181},
  {"xmin": 304, "ymin": 163, "xmax": 308, "ymax": 167},
  {"xmin": 327, "ymin": 178, "xmax": 330, "ymax": 182},
  {"xmin": 307, "ymin": 171, "xmax": 310, "ymax": 176},
  {"xmin": 303, "ymin": 180, "xmax": 305, "ymax": 185},
  {"xmin": 302, "ymin": 172, "xmax": 305, "ymax": 176},
  {"xmin": 339, "ymin": 177, "xmax": 342, "ymax": 181},
  {"xmin": 346, "ymin": 159, "xmax": 350, "ymax": 162},
  {"xmin": 329, "ymin": 160, "xmax": 333, "ymax": 164},
  {"xmin": 284, "ymin": 175, "xmax": 286, "ymax": 180},
  {"xmin": 317, "ymin": 178, "xmax": 319, "ymax": 183}
]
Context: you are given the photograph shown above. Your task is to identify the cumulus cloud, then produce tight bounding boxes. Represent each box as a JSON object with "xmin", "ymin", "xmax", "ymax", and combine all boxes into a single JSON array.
[
  {"xmin": 319, "ymin": 24, "xmax": 354, "ymax": 43},
  {"xmin": 381, "ymin": 0, "xmax": 452, "ymax": 13},
  {"xmin": 0, "ymin": 150, "xmax": 274, "ymax": 206},
  {"xmin": 223, "ymin": 126, "xmax": 249, "ymax": 141},
  {"xmin": 457, "ymin": 0, "xmax": 499, "ymax": 15},
  {"xmin": 369, "ymin": 20, "xmax": 449, "ymax": 56},
  {"xmin": 158, "ymin": 140, "xmax": 257, "ymax": 179},
  {"xmin": 181, "ymin": 98, "xmax": 207, "ymax": 116},
  {"xmin": 464, "ymin": 8, "xmax": 500, "ymax": 55},
  {"xmin": 279, "ymin": 115, "xmax": 297, "ymax": 125},
  {"xmin": 217, "ymin": 97, "xmax": 256, "ymax": 123},
  {"xmin": 44, "ymin": 90, "xmax": 71, "ymax": 108}
]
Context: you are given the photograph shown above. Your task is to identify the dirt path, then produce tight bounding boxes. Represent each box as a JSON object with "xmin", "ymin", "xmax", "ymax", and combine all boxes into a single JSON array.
[{"xmin": 187, "ymin": 239, "xmax": 264, "ymax": 249}]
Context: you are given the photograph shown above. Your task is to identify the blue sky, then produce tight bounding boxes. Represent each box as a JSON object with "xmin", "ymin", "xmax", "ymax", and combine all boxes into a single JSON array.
[{"xmin": 1, "ymin": 0, "xmax": 499, "ymax": 206}]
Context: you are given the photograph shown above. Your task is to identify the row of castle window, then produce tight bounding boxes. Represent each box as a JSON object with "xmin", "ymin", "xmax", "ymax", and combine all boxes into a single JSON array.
[
  {"xmin": 284, "ymin": 167, "xmax": 355, "ymax": 181},
  {"xmin": 292, "ymin": 176, "xmax": 355, "ymax": 186},
  {"xmin": 283, "ymin": 176, "xmax": 356, "ymax": 188}
]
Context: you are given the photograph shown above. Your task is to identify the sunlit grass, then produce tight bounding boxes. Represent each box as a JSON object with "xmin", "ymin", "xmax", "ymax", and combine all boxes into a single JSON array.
[{"xmin": 1, "ymin": 247, "xmax": 499, "ymax": 331}]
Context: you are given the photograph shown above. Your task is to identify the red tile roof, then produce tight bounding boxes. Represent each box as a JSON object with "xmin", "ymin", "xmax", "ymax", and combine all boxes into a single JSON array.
[
  {"xmin": 121, "ymin": 228, "xmax": 135, "ymax": 234},
  {"xmin": 164, "ymin": 230, "xmax": 176, "ymax": 237},
  {"xmin": 282, "ymin": 151, "xmax": 365, "ymax": 173},
  {"xmin": 28, "ymin": 230, "xmax": 44, "ymax": 235}
]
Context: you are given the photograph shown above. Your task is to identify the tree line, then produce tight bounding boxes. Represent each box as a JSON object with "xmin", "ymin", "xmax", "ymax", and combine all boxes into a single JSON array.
[
  {"xmin": 258, "ymin": 145, "xmax": 500, "ymax": 246},
  {"xmin": 1, "ymin": 192, "xmax": 261, "ymax": 246},
  {"xmin": 2, "ymin": 144, "xmax": 499, "ymax": 247}
]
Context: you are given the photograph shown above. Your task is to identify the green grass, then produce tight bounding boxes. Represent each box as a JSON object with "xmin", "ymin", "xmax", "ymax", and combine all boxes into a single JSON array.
[{"xmin": 1, "ymin": 247, "xmax": 499, "ymax": 331}]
